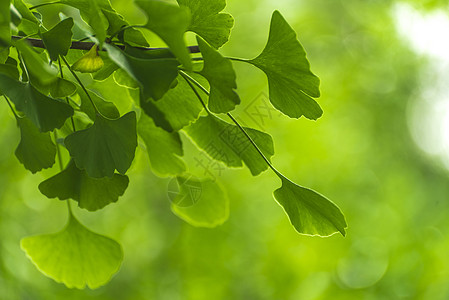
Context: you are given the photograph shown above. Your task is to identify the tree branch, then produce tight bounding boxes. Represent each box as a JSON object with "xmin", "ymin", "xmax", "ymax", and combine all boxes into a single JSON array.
[{"xmin": 11, "ymin": 35, "xmax": 200, "ymax": 53}]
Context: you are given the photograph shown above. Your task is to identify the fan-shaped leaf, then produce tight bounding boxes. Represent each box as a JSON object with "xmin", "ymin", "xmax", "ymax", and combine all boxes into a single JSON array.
[
  {"xmin": 65, "ymin": 112, "xmax": 137, "ymax": 178},
  {"xmin": 72, "ymin": 45, "xmax": 104, "ymax": 73},
  {"xmin": 77, "ymin": 86, "xmax": 120, "ymax": 120},
  {"xmin": 39, "ymin": 160, "xmax": 129, "ymax": 211},
  {"xmin": 273, "ymin": 173, "xmax": 347, "ymax": 237},
  {"xmin": 21, "ymin": 214, "xmax": 123, "ymax": 289},
  {"xmin": 247, "ymin": 11, "xmax": 322, "ymax": 120},
  {"xmin": 50, "ymin": 77, "xmax": 77, "ymax": 98},
  {"xmin": 41, "ymin": 18, "xmax": 74, "ymax": 61}
]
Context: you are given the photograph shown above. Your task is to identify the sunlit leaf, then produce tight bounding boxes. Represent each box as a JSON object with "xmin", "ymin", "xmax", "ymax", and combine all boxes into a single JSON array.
[
  {"xmin": 49, "ymin": 77, "xmax": 77, "ymax": 98},
  {"xmin": 39, "ymin": 160, "xmax": 129, "ymax": 211},
  {"xmin": 185, "ymin": 114, "xmax": 274, "ymax": 176},
  {"xmin": 177, "ymin": 0, "xmax": 234, "ymax": 49},
  {"xmin": 247, "ymin": 11, "xmax": 322, "ymax": 120},
  {"xmin": 13, "ymin": 0, "xmax": 38, "ymax": 24},
  {"xmin": 65, "ymin": 112, "xmax": 137, "ymax": 178},
  {"xmin": 171, "ymin": 176, "xmax": 229, "ymax": 227},
  {"xmin": 41, "ymin": 18, "xmax": 74, "ymax": 61},
  {"xmin": 21, "ymin": 213, "xmax": 123, "ymax": 289},
  {"xmin": 15, "ymin": 117, "xmax": 56, "ymax": 173},
  {"xmin": 273, "ymin": 173, "xmax": 347, "ymax": 237},
  {"xmin": 104, "ymin": 44, "xmax": 179, "ymax": 101},
  {"xmin": 138, "ymin": 113, "xmax": 186, "ymax": 177},
  {"xmin": 72, "ymin": 45, "xmax": 104, "ymax": 73},
  {"xmin": 0, "ymin": 73, "xmax": 74, "ymax": 132},
  {"xmin": 135, "ymin": 0, "xmax": 192, "ymax": 69},
  {"xmin": 196, "ymin": 37, "xmax": 239, "ymax": 113}
]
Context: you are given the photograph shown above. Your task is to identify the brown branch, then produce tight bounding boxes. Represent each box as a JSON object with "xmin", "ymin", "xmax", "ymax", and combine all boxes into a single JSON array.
[{"xmin": 11, "ymin": 35, "xmax": 200, "ymax": 53}]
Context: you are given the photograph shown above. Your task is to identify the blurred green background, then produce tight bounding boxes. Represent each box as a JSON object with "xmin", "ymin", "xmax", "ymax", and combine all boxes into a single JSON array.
[{"xmin": 2, "ymin": 0, "xmax": 449, "ymax": 299}]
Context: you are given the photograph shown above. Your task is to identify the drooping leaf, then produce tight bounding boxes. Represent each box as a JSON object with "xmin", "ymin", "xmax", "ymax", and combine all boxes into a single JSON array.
[
  {"xmin": 15, "ymin": 39, "xmax": 58, "ymax": 86},
  {"xmin": 15, "ymin": 117, "xmax": 56, "ymax": 173},
  {"xmin": 170, "ymin": 176, "xmax": 229, "ymax": 227},
  {"xmin": 184, "ymin": 114, "xmax": 274, "ymax": 176},
  {"xmin": 196, "ymin": 37, "xmax": 239, "ymax": 113},
  {"xmin": 135, "ymin": 0, "xmax": 192, "ymax": 69},
  {"xmin": 72, "ymin": 45, "xmax": 104, "ymax": 73},
  {"xmin": 49, "ymin": 77, "xmax": 77, "ymax": 98},
  {"xmin": 273, "ymin": 173, "xmax": 347, "ymax": 237},
  {"xmin": 41, "ymin": 18, "xmax": 74, "ymax": 61},
  {"xmin": 21, "ymin": 213, "xmax": 123, "ymax": 289},
  {"xmin": 104, "ymin": 44, "xmax": 179, "ymax": 101},
  {"xmin": 138, "ymin": 113, "xmax": 186, "ymax": 177},
  {"xmin": 77, "ymin": 86, "xmax": 120, "ymax": 120},
  {"xmin": 0, "ymin": 0, "xmax": 10, "ymax": 47},
  {"xmin": 39, "ymin": 160, "xmax": 129, "ymax": 211},
  {"xmin": 65, "ymin": 112, "xmax": 137, "ymax": 178},
  {"xmin": 177, "ymin": 0, "xmax": 234, "ymax": 49},
  {"xmin": 247, "ymin": 11, "xmax": 322, "ymax": 120},
  {"xmin": 0, "ymin": 74, "xmax": 74, "ymax": 132}
]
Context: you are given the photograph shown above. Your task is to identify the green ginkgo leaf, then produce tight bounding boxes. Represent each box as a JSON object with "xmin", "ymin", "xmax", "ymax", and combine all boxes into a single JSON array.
[
  {"xmin": 185, "ymin": 114, "xmax": 274, "ymax": 176},
  {"xmin": 196, "ymin": 37, "xmax": 240, "ymax": 113},
  {"xmin": 0, "ymin": 0, "xmax": 10, "ymax": 47},
  {"xmin": 135, "ymin": 0, "xmax": 192, "ymax": 69},
  {"xmin": 138, "ymin": 113, "xmax": 186, "ymax": 177},
  {"xmin": 65, "ymin": 112, "xmax": 137, "ymax": 178},
  {"xmin": 21, "ymin": 213, "xmax": 123, "ymax": 289},
  {"xmin": 177, "ymin": 0, "xmax": 234, "ymax": 49},
  {"xmin": 49, "ymin": 77, "xmax": 77, "ymax": 98},
  {"xmin": 171, "ymin": 176, "xmax": 229, "ymax": 227},
  {"xmin": 247, "ymin": 11, "xmax": 322, "ymax": 120},
  {"xmin": 0, "ymin": 73, "xmax": 74, "ymax": 132},
  {"xmin": 15, "ymin": 117, "xmax": 56, "ymax": 173},
  {"xmin": 105, "ymin": 44, "xmax": 179, "ymax": 101},
  {"xmin": 39, "ymin": 160, "xmax": 129, "ymax": 211},
  {"xmin": 273, "ymin": 173, "xmax": 347, "ymax": 237},
  {"xmin": 72, "ymin": 45, "xmax": 104, "ymax": 73},
  {"xmin": 41, "ymin": 18, "xmax": 74, "ymax": 61},
  {"xmin": 77, "ymin": 86, "xmax": 120, "ymax": 120}
]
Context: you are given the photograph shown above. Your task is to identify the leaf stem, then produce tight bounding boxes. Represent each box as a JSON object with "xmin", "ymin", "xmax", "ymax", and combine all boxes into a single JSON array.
[
  {"xmin": 179, "ymin": 70, "xmax": 209, "ymax": 113},
  {"xmin": 227, "ymin": 57, "xmax": 248, "ymax": 63},
  {"xmin": 58, "ymin": 58, "xmax": 77, "ymax": 132},
  {"xmin": 60, "ymin": 56, "xmax": 101, "ymax": 116},
  {"xmin": 29, "ymin": 1, "xmax": 62, "ymax": 10},
  {"xmin": 181, "ymin": 71, "xmax": 279, "ymax": 175},
  {"xmin": 3, "ymin": 96, "xmax": 19, "ymax": 119}
]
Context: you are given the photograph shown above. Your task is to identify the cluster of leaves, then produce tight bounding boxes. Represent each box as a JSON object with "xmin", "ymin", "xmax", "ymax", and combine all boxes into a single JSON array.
[{"xmin": 0, "ymin": 0, "xmax": 347, "ymax": 289}]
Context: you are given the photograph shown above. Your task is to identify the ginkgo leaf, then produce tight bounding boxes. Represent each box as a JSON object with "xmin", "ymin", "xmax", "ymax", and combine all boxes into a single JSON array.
[
  {"xmin": 49, "ymin": 77, "xmax": 77, "ymax": 98},
  {"xmin": 15, "ymin": 117, "xmax": 56, "ymax": 173},
  {"xmin": 21, "ymin": 213, "xmax": 123, "ymax": 289},
  {"xmin": 77, "ymin": 86, "xmax": 120, "ymax": 120},
  {"xmin": 65, "ymin": 112, "xmax": 137, "ymax": 178},
  {"xmin": 273, "ymin": 173, "xmax": 347, "ymax": 237},
  {"xmin": 92, "ymin": 53, "xmax": 118, "ymax": 81},
  {"xmin": 170, "ymin": 176, "xmax": 229, "ymax": 227},
  {"xmin": 247, "ymin": 11, "xmax": 322, "ymax": 120},
  {"xmin": 101, "ymin": 10, "xmax": 148, "ymax": 47},
  {"xmin": 177, "ymin": 0, "xmax": 234, "ymax": 49},
  {"xmin": 41, "ymin": 18, "xmax": 74, "ymax": 61},
  {"xmin": 39, "ymin": 160, "xmax": 129, "ymax": 211},
  {"xmin": 104, "ymin": 44, "xmax": 179, "ymax": 101},
  {"xmin": 15, "ymin": 39, "xmax": 58, "ymax": 86},
  {"xmin": 13, "ymin": 0, "xmax": 38, "ymax": 24},
  {"xmin": 135, "ymin": 0, "xmax": 192, "ymax": 69},
  {"xmin": 184, "ymin": 114, "xmax": 274, "ymax": 176},
  {"xmin": 72, "ymin": 45, "xmax": 104, "ymax": 73},
  {"xmin": 0, "ymin": 73, "xmax": 74, "ymax": 132},
  {"xmin": 138, "ymin": 113, "xmax": 186, "ymax": 177},
  {"xmin": 0, "ymin": 0, "xmax": 10, "ymax": 47},
  {"xmin": 196, "ymin": 37, "xmax": 240, "ymax": 113}
]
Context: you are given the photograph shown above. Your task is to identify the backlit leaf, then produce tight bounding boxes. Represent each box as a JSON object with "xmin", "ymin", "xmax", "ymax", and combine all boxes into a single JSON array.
[
  {"xmin": 0, "ymin": 0, "xmax": 10, "ymax": 47},
  {"xmin": 72, "ymin": 45, "xmax": 104, "ymax": 73},
  {"xmin": 41, "ymin": 18, "xmax": 74, "ymax": 61},
  {"xmin": 15, "ymin": 117, "xmax": 56, "ymax": 173},
  {"xmin": 65, "ymin": 112, "xmax": 137, "ymax": 178},
  {"xmin": 135, "ymin": 0, "xmax": 192, "ymax": 69},
  {"xmin": 170, "ymin": 176, "xmax": 229, "ymax": 227},
  {"xmin": 273, "ymin": 173, "xmax": 347, "ymax": 237},
  {"xmin": 138, "ymin": 113, "xmax": 186, "ymax": 177},
  {"xmin": 77, "ymin": 86, "xmax": 120, "ymax": 120},
  {"xmin": 21, "ymin": 213, "xmax": 123, "ymax": 289},
  {"xmin": 184, "ymin": 114, "xmax": 274, "ymax": 176},
  {"xmin": 39, "ymin": 160, "xmax": 129, "ymax": 211},
  {"xmin": 196, "ymin": 37, "xmax": 239, "ymax": 113},
  {"xmin": 177, "ymin": 0, "xmax": 234, "ymax": 48},
  {"xmin": 247, "ymin": 11, "xmax": 322, "ymax": 120},
  {"xmin": 49, "ymin": 77, "xmax": 77, "ymax": 98},
  {"xmin": 0, "ymin": 73, "xmax": 74, "ymax": 132}
]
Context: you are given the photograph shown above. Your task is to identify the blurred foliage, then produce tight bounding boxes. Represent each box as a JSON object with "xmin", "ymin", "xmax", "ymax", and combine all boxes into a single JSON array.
[{"xmin": 2, "ymin": 0, "xmax": 449, "ymax": 299}]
